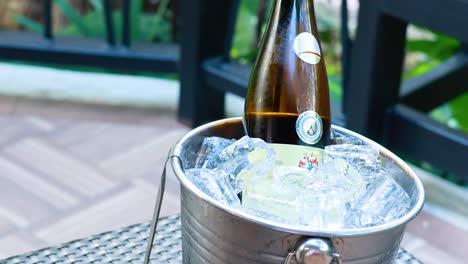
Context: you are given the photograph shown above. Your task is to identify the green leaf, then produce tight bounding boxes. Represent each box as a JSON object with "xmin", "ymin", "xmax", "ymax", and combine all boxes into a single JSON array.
[
  {"xmin": 90, "ymin": 0, "xmax": 103, "ymax": 13},
  {"xmin": 430, "ymin": 104, "xmax": 453, "ymax": 125},
  {"xmin": 155, "ymin": 0, "xmax": 170, "ymax": 17},
  {"xmin": 54, "ymin": 0, "xmax": 92, "ymax": 36},
  {"xmin": 406, "ymin": 29, "xmax": 459, "ymax": 62},
  {"xmin": 14, "ymin": 15, "xmax": 43, "ymax": 33},
  {"xmin": 57, "ymin": 10, "xmax": 107, "ymax": 37},
  {"xmin": 139, "ymin": 14, "xmax": 170, "ymax": 42},
  {"xmin": 135, "ymin": 0, "xmax": 172, "ymax": 42},
  {"xmin": 403, "ymin": 60, "xmax": 440, "ymax": 80},
  {"xmin": 450, "ymin": 93, "xmax": 468, "ymax": 132},
  {"xmin": 407, "ymin": 39, "xmax": 458, "ymax": 61}
]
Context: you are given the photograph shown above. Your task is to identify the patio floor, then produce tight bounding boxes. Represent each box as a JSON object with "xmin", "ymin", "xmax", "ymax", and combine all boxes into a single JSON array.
[{"xmin": 0, "ymin": 96, "xmax": 466, "ymax": 263}]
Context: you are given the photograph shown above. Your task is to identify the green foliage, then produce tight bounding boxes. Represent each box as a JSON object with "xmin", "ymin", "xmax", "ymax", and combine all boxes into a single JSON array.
[
  {"xmin": 89, "ymin": 0, "xmax": 103, "ymax": 13},
  {"xmin": 54, "ymin": 0, "xmax": 92, "ymax": 36},
  {"xmin": 13, "ymin": 15, "xmax": 43, "ymax": 34},
  {"xmin": 429, "ymin": 94, "xmax": 468, "ymax": 133},
  {"xmin": 231, "ymin": 0, "xmax": 264, "ymax": 62},
  {"xmin": 139, "ymin": 0, "xmax": 172, "ymax": 42},
  {"xmin": 405, "ymin": 28, "xmax": 459, "ymax": 79},
  {"xmin": 407, "ymin": 34, "xmax": 459, "ymax": 61},
  {"xmin": 14, "ymin": 0, "xmax": 172, "ymax": 43},
  {"xmin": 448, "ymin": 93, "xmax": 468, "ymax": 132},
  {"xmin": 326, "ymin": 63, "xmax": 343, "ymax": 102}
]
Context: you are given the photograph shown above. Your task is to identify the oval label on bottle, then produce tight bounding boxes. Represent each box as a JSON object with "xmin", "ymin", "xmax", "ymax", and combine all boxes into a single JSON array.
[
  {"xmin": 296, "ymin": 111, "xmax": 323, "ymax": 145},
  {"xmin": 293, "ymin": 32, "xmax": 321, "ymax": 64}
]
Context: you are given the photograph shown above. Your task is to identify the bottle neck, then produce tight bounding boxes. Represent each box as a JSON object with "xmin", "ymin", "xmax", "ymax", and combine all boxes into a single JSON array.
[
  {"xmin": 277, "ymin": 0, "xmax": 316, "ymax": 13},
  {"xmin": 273, "ymin": 0, "xmax": 318, "ymax": 35}
]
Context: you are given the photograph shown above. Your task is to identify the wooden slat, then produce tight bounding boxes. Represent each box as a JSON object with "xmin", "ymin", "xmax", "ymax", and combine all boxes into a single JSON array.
[
  {"xmin": 5, "ymin": 138, "xmax": 117, "ymax": 197},
  {"xmin": 0, "ymin": 102, "xmax": 188, "ymax": 258},
  {"xmin": 0, "ymin": 157, "xmax": 79, "ymax": 209}
]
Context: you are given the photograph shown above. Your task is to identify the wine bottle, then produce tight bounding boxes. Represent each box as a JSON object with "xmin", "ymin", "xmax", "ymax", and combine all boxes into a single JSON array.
[{"xmin": 244, "ymin": 0, "xmax": 331, "ymax": 148}]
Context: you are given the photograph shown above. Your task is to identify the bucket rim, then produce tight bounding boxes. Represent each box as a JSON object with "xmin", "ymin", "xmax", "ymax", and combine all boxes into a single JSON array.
[{"xmin": 171, "ymin": 117, "xmax": 425, "ymax": 237}]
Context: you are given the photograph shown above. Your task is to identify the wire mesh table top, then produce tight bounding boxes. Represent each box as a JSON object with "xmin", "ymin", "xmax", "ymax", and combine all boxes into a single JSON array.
[{"xmin": 1, "ymin": 214, "xmax": 422, "ymax": 264}]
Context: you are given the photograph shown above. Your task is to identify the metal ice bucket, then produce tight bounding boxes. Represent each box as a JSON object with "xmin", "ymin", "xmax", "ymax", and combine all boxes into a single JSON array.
[{"xmin": 144, "ymin": 118, "xmax": 425, "ymax": 264}]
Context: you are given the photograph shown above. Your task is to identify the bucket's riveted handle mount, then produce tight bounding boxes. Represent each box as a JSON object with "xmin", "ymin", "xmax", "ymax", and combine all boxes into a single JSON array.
[
  {"xmin": 284, "ymin": 238, "xmax": 343, "ymax": 264},
  {"xmin": 143, "ymin": 147, "xmax": 182, "ymax": 264}
]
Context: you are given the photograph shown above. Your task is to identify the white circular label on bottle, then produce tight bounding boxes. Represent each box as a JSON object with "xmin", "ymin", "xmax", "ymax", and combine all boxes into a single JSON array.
[
  {"xmin": 296, "ymin": 111, "xmax": 323, "ymax": 145},
  {"xmin": 293, "ymin": 32, "xmax": 321, "ymax": 64}
]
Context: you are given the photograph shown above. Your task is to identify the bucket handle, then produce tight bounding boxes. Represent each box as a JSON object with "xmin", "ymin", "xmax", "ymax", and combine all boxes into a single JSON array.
[
  {"xmin": 284, "ymin": 238, "xmax": 342, "ymax": 264},
  {"xmin": 144, "ymin": 147, "xmax": 182, "ymax": 264}
]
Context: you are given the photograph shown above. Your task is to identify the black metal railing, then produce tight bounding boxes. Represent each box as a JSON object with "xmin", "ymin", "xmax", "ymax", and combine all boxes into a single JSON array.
[
  {"xmin": 0, "ymin": 0, "xmax": 178, "ymax": 72},
  {"xmin": 346, "ymin": 0, "xmax": 468, "ymax": 179}
]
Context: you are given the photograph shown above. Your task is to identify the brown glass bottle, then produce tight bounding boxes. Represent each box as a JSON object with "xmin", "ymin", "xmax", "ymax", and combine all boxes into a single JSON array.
[{"xmin": 244, "ymin": 0, "xmax": 331, "ymax": 147}]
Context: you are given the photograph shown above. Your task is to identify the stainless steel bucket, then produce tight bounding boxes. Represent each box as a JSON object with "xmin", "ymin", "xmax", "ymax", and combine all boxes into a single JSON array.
[{"xmin": 145, "ymin": 118, "xmax": 425, "ymax": 264}]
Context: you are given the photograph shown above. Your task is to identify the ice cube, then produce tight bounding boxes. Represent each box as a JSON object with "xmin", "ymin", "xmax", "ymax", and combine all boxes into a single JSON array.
[
  {"xmin": 272, "ymin": 166, "xmax": 311, "ymax": 193},
  {"xmin": 331, "ymin": 131, "xmax": 364, "ymax": 145},
  {"xmin": 185, "ymin": 168, "xmax": 241, "ymax": 206},
  {"xmin": 194, "ymin": 136, "xmax": 276, "ymax": 194},
  {"xmin": 241, "ymin": 176, "xmax": 303, "ymax": 225},
  {"xmin": 296, "ymin": 190, "xmax": 347, "ymax": 229},
  {"xmin": 243, "ymin": 159, "xmax": 366, "ymax": 228},
  {"xmin": 295, "ymin": 159, "xmax": 365, "ymax": 229},
  {"xmin": 295, "ymin": 191, "xmax": 325, "ymax": 228},
  {"xmin": 223, "ymin": 137, "xmax": 276, "ymax": 189},
  {"xmin": 195, "ymin": 137, "xmax": 235, "ymax": 168},
  {"xmin": 325, "ymin": 144, "xmax": 381, "ymax": 183},
  {"xmin": 344, "ymin": 169, "xmax": 411, "ymax": 228},
  {"xmin": 205, "ymin": 136, "xmax": 255, "ymax": 168},
  {"xmin": 214, "ymin": 154, "xmax": 251, "ymax": 194},
  {"xmin": 306, "ymin": 159, "xmax": 366, "ymax": 202}
]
